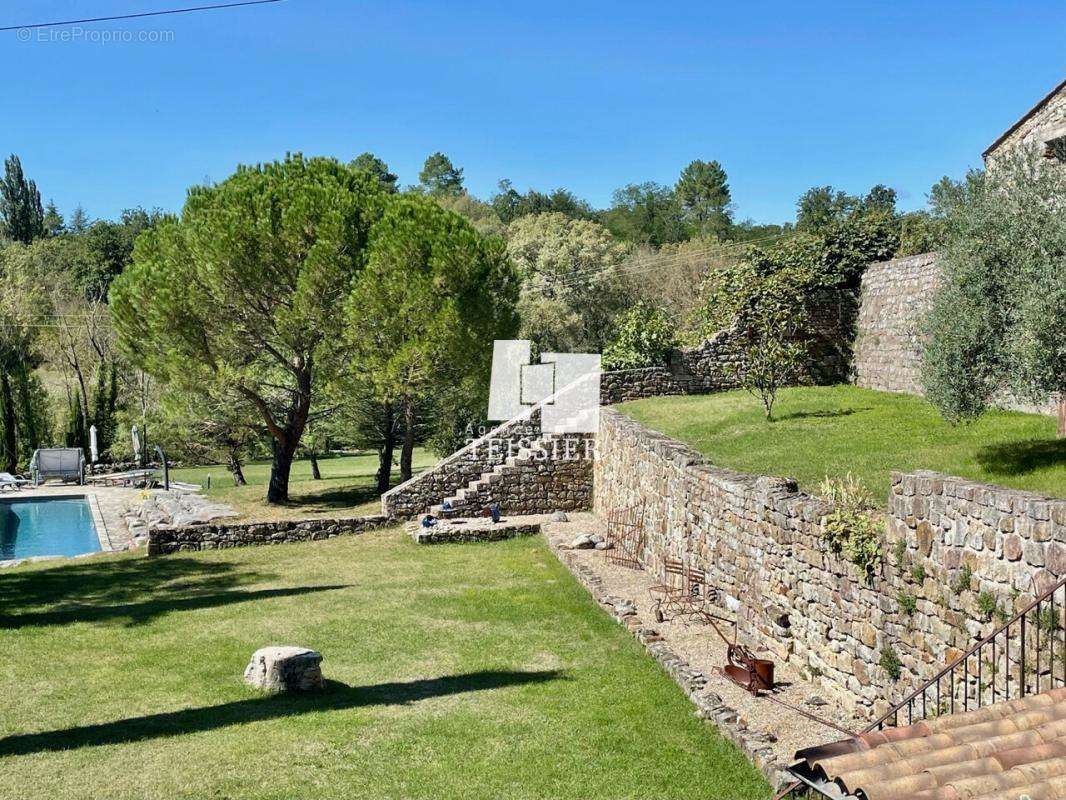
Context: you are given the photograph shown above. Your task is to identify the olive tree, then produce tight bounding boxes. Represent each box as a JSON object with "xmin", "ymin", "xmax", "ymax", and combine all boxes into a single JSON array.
[
  {"xmin": 922, "ymin": 150, "xmax": 1066, "ymax": 433},
  {"xmin": 111, "ymin": 155, "xmax": 386, "ymax": 503}
]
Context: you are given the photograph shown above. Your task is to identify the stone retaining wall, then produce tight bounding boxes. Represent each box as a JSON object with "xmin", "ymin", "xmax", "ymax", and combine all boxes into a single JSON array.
[
  {"xmin": 852, "ymin": 252, "xmax": 1057, "ymax": 415},
  {"xmin": 147, "ymin": 514, "xmax": 393, "ymax": 555},
  {"xmin": 852, "ymin": 253, "xmax": 940, "ymax": 395},
  {"xmin": 409, "ymin": 519, "xmax": 541, "ymax": 545},
  {"xmin": 595, "ymin": 408, "xmax": 1066, "ymax": 718},
  {"xmin": 601, "ymin": 290, "xmax": 855, "ymax": 405},
  {"xmin": 451, "ymin": 438, "xmax": 594, "ymax": 517}
]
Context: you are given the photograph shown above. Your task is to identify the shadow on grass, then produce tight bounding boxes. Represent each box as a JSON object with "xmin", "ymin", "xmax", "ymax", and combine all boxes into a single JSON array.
[
  {"xmin": 286, "ymin": 473, "xmax": 432, "ymax": 514},
  {"xmin": 0, "ymin": 584, "xmax": 350, "ymax": 629},
  {"xmin": 975, "ymin": 438, "xmax": 1066, "ymax": 478},
  {"xmin": 0, "ymin": 557, "xmax": 269, "ymax": 619},
  {"xmin": 775, "ymin": 407, "xmax": 872, "ymax": 422},
  {"xmin": 287, "ymin": 483, "xmax": 384, "ymax": 512},
  {"xmin": 0, "ymin": 670, "xmax": 566, "ymax": 756}
]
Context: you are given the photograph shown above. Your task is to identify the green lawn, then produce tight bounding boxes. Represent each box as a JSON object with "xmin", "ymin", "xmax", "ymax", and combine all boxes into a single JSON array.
[
  {"xmin": 170, "ymin": 450, "xmax": 438, "ymax": 521},
  {"xmin": 0, "ymin": 532, "xmax": 769, "ymax": 800},
  {"xmin": 618, "ymin": 385, "xmax": 1065, "ymax": 501}
]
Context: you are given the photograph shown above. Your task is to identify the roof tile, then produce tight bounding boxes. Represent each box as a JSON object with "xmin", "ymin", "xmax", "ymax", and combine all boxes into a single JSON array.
[{"xmin": 792, "ymin": 688, "xmax": 1066, "ymax": 800}]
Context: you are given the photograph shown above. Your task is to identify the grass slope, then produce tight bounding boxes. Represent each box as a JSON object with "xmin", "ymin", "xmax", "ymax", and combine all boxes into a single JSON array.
[
  {"xmin": 0, "ymin": 532, "xmax": 769, "ymax": 800},
  {"xmin": 170, "ymin": 451, "xmax": 438, "ymax": 521},
  {"xmin": 619, "ymin": 386, "xmax": 1065, "ymax": 500}
]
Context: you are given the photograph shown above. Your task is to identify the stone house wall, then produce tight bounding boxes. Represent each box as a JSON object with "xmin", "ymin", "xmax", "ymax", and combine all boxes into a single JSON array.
[
  {"xmin": 984, "ymin": 80, "xmax": 1066, "ymax": 165},
  {"xmin": 147, "ymin": 514, "xmax": 393, "ymax": 555},
  {"xmin": 594, "ymin": 408, "xmax": 1066, "ymax": 718}
]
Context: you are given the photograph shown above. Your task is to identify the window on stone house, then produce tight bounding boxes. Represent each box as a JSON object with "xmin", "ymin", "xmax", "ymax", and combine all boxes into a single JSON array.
[{"xmin": 1043, "ymin": 135, "xmax": 1066, "ymax": 163}]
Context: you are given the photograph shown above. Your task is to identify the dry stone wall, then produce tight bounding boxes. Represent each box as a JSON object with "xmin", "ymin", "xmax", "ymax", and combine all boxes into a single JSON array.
[
  {"xmin": 852, "ymin": 253, "xmax": 940, "ymax": 395},
  {"xmin": 601, "ymin": 291, "xmax": 855, "ymax": 405},
  {"xmin": 853, "ymin": 253, "xmax": 1058, "ymax": 415},
  {"xmin": 436, "ymin": 435, "xmax": 594, "ymax": 518},
  {"xmin": 147, "ymin": 514, "xmax": 392, "ymax": 555},
  {"xmin": 382, "ymin": 408, "xmax": 542, "ymax": 518},
  {"xmin": 383, "ymin": 290, "xmax": 854, "ymax": 520},
  {"xmin": 595, "ymin": 408, "xmax": 1066, "ymax": 718}
]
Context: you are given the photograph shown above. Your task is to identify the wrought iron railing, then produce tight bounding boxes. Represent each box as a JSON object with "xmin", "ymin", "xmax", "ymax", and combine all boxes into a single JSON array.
[{"xmin": 867, "ymin": 575, "xmax": 1066, "ymax": 732}]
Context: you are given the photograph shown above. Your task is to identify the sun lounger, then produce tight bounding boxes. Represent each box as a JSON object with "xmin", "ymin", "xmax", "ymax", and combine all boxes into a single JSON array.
[
  {"xmin": 0, "ymin": 472, "xmax": 29, "ymax": 492},
  {"xmin": 86, "ymin": 469, "xmax": 158, "ymax": 488}
]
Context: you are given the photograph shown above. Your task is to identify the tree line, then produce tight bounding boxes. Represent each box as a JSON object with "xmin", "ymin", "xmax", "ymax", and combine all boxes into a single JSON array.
[{"xmin": 6, "ymin": 143, "xmax": 1045, "ymax": 505}]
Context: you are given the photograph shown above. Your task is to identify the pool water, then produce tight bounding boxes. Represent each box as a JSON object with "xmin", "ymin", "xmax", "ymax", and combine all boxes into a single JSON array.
[{"xmin": 0, "ymin": 497, "xmax": 102, "ymax": 560}]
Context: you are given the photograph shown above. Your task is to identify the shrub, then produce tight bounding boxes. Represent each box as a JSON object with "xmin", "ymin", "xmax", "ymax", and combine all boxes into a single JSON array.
[
  {"xmin": 820, "ymin": 474, "xmax": 883, "ymax": 574},
  {"xmin": 880, "ymin": 646, "xmax": 903, "ymax": 680},
  {"xmin": 1038, "ymin": 607, "xmax": 1061, "ymax": 634},
  {"xmin": 910, "ymin": 564, "xmax": 927, "ymax": 584},
  {"xmin": 952, "ymin": 564, "xmax": 973, "ymax": 595},
  {"xmin": 896, "ymin": 210, "xmax": 945, "ymax": 257},
  {"xmin": 892, "ymin": 537, "xmax": 908, "ymax": 568},
  {"xmin": 601, "ymin": 303, "xmax": 678, "ymax": 372},
  {"xmin": 898, "ymin": 591, "xmax": 917, "ymax": 616},
  {"xmin": 821, "ymin": 473, "xmax": 876, "ymax": 509},
  {"xmin": 921, "ymin": 150, "xmax": 1066, "ymax": 424},
  {"xmin": 977, "ymin": 590, "xmax": 997, "ymax": 619}
]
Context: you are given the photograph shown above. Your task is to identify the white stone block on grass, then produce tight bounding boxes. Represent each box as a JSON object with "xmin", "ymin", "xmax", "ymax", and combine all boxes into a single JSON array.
[{"xmin": 244, "ymin": 646, "xmax": 324, "ymax": 692}]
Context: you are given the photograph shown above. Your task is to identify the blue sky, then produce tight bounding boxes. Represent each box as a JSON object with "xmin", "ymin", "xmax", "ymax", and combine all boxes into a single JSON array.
[{"xmin": 2, "ymin": 0, "xmax": 1064, "ymax": 224}]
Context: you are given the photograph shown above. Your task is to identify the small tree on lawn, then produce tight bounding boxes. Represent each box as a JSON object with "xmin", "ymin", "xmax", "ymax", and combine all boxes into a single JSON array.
[
  {"xmin": 922, "ymin": 149, "xmax": 1066, "ymax": 434},
  {"xmin": 703, "ymin": 251, "xmax": 812, "ymax": 421},
  {"xmin": 110, "ymin": 155, "xmax": 386, "ymax": 503},
  {"xmin": 732, "ymin": 303, "xmax": 807, "ymax": 421}
]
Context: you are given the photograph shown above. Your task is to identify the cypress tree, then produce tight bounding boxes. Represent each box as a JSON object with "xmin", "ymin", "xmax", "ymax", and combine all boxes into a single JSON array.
[{"xmin": 0, "ymin": 155, "xmax": 45, "ymax": 244}]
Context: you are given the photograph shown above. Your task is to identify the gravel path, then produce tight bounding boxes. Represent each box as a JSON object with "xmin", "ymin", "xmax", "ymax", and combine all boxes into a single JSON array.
[{"xmin": 542, "ymin": 512, "xmax": 862, "ymax": 766}]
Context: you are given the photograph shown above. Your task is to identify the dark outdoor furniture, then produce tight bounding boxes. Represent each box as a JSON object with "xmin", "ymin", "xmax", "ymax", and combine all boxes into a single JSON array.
[
  {"xmin": 649, "ymin": 557, "xmax": 718, "ymax": 622},
  {"xmin": 603, "ymin": 503, "xmax": 645, "ymax": 569}
]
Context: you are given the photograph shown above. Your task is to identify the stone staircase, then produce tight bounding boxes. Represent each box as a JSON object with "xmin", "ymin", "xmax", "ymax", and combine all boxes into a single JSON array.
[
  {"xmin": 382, "ymin": 373, "xmax": 598, "ymax": 520},
  {"xmin": 430, "ymin": 431, "xmax": 593, "ymax": 519}
]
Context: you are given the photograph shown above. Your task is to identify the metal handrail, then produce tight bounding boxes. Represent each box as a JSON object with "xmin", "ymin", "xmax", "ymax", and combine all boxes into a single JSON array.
[
  {"xmin": 865, "ymin": 573, "xmax": 1066, "ymax": 732},
  {"xmin": 777, "ymin": 574, "xmax": 1066, "ymax": 799}
]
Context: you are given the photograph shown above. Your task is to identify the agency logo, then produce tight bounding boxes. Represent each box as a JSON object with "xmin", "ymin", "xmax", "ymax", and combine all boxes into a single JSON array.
[{"xmin": 486, "ymin": 340, "xmax": 601, "ymax": 434}]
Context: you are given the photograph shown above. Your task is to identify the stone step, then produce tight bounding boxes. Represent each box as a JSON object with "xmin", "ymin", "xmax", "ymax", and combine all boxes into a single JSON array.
[{"xmin": 427, "ymin": 433, "xmax": 562, "ymax": 518}]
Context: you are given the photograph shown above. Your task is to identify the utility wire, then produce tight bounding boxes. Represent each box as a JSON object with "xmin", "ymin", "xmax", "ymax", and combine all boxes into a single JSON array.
[{"xmin": 0, "ymin": 0, "xmax": 283, "ymax": 32}]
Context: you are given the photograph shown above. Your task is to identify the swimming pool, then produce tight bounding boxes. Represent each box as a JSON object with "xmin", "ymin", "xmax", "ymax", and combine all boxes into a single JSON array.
[{"xmin": 0, "ymin": 497, "xmax": 103, "ymax": 560}]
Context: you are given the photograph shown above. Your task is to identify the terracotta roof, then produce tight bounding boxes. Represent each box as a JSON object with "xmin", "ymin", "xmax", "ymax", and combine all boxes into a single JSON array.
[
  {"xmin": 983, "ymin": 78, "xmax": 1066, "ymax": 158},
  {"xmin": 791, "ymin": 686, "xmax": 1066, "ymax": 800}
]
